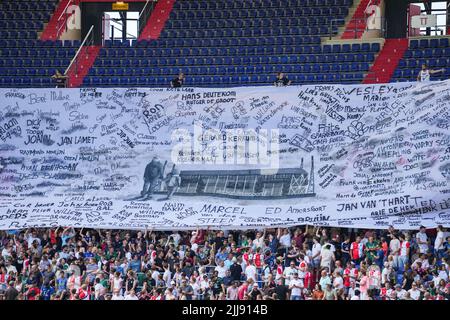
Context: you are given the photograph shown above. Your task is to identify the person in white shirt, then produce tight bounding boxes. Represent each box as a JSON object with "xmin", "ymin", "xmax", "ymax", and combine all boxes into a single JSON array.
[
  {"xmin": 169, "ymin": 232, "xmax": 181, "ymax": 246},
  {"xmin": 252, "ymin": 230, "xmax": 266, "ymax": 250},
  {"xmin": 320, "ymin": 244, "xmax": 335, "ymax": 272},
  {"xmin": 94, "ymin": 279, "xmax": 105, "ymax": 299},
  {"xmin": 417, "ymin": 64, "xmax": 444, "ymax": 82},
  {"xmin": 333, "ymin": 272, "xmax": 344, "ymax": 290},
  {"xmin": 389, "ymin": 233, "xmax": 401, "ymax": 270},
  {"xmin": 394, "ymin": 284, "xmax": 406, "ymax": 299},
  {"xmin": 111, "ymin": 289, "xmax": 124, "ymax": 300},
  {"xmin": 278, "ymin": 228, "xmax": 291, "ymax": 248},
  {"xmin": 311, "ymin": 237, "xmax": 322, "ymax": 280},
  {"xmin": 226, "ymin": 281, "xmax": 239, "ymax": 300},
  {"xmin": 151, "ymin": 268, "xmax": 160, "ymax": 283},
  {"xmin": 245, "ymin": 261, "xmax": 257, "ymax": 282},
  {"xmin": 283, "ymin": 261, "xmax": 299, "ymax": 286},
  {"xmin": 381, "ymin": 262, "xmax": 390, "ymax": 285},
  {"xmin": 26, "ymin": 230, "xmax": 41, "ymax": 249},
  {"xmin": 214, "ymin": 260, "xmax": 228, "ymax": 279},
  {"xmin": 347, "ymin": 282, "xmax": 357, "ymax": 299},
  {"xmin": 289, "ymin": 273, "xmax": 304, "ymax": 300},
  {"xmin": 124, "ymin": 290, "xmax": 139, "ymax": 300},
  {"xmin": 350, "ymin": 289, "xmax": 360, "ymax": 300},
  {"xmin": 412, "ymin": 254, "xmax": 430, "ymax": 270},
  {"xmin": 434, "ymin": 225, "xmax": 445, "ymax": 258},
  {"xmin": 408, "ymin": 283, "xmax": 421, "ymax": 300},
  {"xmin": 415, "ymin": 226, "xmax": 429, "ymax": 254}
]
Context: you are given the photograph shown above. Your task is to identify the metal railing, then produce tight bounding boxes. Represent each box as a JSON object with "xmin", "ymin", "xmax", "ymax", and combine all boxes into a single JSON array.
[
  {"xmin": 108, "ymin": 19, "xmax": 139, "ymax": 42},
  {"xmin": 64, "ymin": 25, "xmax": 94, "ymax": 86},
  {"xmin": 138, "ymin": 0, "xmax": 157, "ymax": 36},
  {"xmin": 56, "ymin": 0, "xmax": 79, "ymax": 39},
  {"xmin": 331, "ymin": 17, "xmax": 387, "ymax": 39}
]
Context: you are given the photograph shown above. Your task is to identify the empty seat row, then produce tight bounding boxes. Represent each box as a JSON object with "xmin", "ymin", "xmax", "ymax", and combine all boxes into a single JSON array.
[
  {"xmin": 403, "ymin": 48, "xmax": 450, "ymax": 59},
  {"xmin": 170, "ymin": 7, "xmax": 348, "ymax": 20},
  {"xmin": 102, "ymin": 44, "xmax": 330, "ymax": 58},
  {"xmin": 166, "ymin": 17, "xmax": 345, "ymax": 29},
  {"xmin": 0, "ymin": 48, "xmax": 77, "ymax": 58},
  {"xmin": 0, "ymin": 39, "xmax": 82, "ymax": 48},
  {"xmin": 82, "ymin": 72, "xmax": 363, "ymax": 87},
  {"xmin": 0, "ymin": 77, "xmax": 54, "ymax": 87},
  {"xmin": 393, "ymin": 68, "xmax": 449, "ymax": 78},
  {"xmin": 102, "ymin": 45, "xmax": 323, "ymax": 57},
  {"xmin": 409, "ymin": 38, "xmax": 449, "ymax": 49},
  {"xmin": 99, "ymin": 46, "xmax": 376, "ymax": 59},
  {"xmin": 88, "ymin": 63, "xmax": 370, "ymax": 77},
  {"xmin": 0, "ymin": 59, "xmax": 71, "ymax": 68},
  {"xmin": 177, "ymin": 0, "xmax": 352, "ymax": 10},
  {"xmin": 95, "ymin": 53, "xmax": 375, "ymax": 67},
  {"xmin": 0, "ymin": 11, "xmax": 51, "ymax": 21},
  {"xmin": 136, "ymin": 37, "xmax": 323, "ymax": 48},
  {"xmin": 136, "ymin": 36, "xmax": 323, "ymax": 47},
  {"xmin": 0, "ymin": 21, "xmax": 44, "ymax": 30},
  {"xmin": 398, "ymin": 58, "xmax": 450, "ymax": 68},
  {"xmin": 1, "ymin": 2, "xmax": 55, "ymax": 11},
  {"xmin": 0, "ymin": 67, "xmax": 70, "ymax": 76},
  {"xmin": 162, "ymin": 27, "xmax": 334, "ymax": 38},
  {"xmin": 0, "ymin": 31, "xmax": 37, "ymax": 39}
]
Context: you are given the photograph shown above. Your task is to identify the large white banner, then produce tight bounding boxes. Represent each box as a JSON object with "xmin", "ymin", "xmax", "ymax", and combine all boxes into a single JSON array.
[{"xmin": 0, "ymin": 81, "xmax": 449, "ymax": 230}]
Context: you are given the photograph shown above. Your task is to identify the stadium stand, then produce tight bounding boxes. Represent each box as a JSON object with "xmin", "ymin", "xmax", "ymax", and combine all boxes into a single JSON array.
[
  {"xmin": 0, "ymin": 0, "xmax": 80, "ymax": 88},
  {"xmin": 83, "ymin": 0, "xmax": 383, "ymax": 87},
  {"xmin": 391, "ymin": 37, "xmax": 450, "ymax": 83}
]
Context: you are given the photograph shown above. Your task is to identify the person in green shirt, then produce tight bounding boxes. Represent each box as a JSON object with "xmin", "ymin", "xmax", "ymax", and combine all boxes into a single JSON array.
[
  {"xmin": 365, "ymin": 236, "xmax": 379, "ymax": 264},
  {"xmin": 105, "ymin": 247, "xmax": 118, "ymax": 261}
]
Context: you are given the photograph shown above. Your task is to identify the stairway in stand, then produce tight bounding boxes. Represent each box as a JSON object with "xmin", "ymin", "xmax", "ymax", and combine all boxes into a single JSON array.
[
  {"xmin": 40, "ymin": 0, "xmax": 72, "ymax": 40},
  {"xmin": 66, "ymin": 46, "xmax": 101, "ymax": 87},
  {"xmin": 363, "ymin": 38, "xmax": 409, "ymax": 84},
  {"xmin": 139, "ymin": 0, "xmax": 176, "ymax": 40},
  {"xmin": 341, "ymin": 0, "xmax": 371, "ymax": 39}
]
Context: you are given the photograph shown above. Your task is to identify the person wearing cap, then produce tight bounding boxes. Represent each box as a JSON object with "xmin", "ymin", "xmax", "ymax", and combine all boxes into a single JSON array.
[
  {"xmin": 180, "ymin": 278, "xmax": 194, "ymax": 300},
  {"xmin": 229, "ymin": 257, "xmax": 242, "ymax": 282},
  {"xmin": 394, "ymin": 284, "xmax": 406, "ymax": 299},
  {"xmin": 246, "ymin": 282, "xmax": 261, "ymax": 300}
]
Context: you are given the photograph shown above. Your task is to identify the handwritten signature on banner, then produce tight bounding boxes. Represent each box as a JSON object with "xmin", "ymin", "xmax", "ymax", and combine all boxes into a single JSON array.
[{"xmin": 0, "ymin": 81, "xmax": 449, "ymax": 230}]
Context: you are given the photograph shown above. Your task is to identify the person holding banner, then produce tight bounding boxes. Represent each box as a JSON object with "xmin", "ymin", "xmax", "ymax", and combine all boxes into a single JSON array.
[
  {"xmin": 274, "ymin": 72, "xmax": 291, "ymax": 87},
  {"xmin": 170, "ymin": 72, "xmax": 185, "ymax": 88},
  {"xmin": 417, "ymin": 64, "xmax": 445, "ymax": 82},
  {"xmin": 51, "ymin": 70, "xmax": 68, "ymax": 88}
]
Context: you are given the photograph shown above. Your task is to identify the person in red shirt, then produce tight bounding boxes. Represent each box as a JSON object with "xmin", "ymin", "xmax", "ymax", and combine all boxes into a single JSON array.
[
  {"xmin": 254, "ymin": 247, "xmax": 263, "ymax": 268},
  {"xmin": 343, "ymin": 261, "xmax": 352, "ymax": 295},
  {"xmin": 298, "ymin": 260, "xmax": 312, "ymax": 292},
  {"xmin": 78, "ymin": 284, "xmax": 90, "ymax": 300},
  {"xmin": 350, "ymin": 236, "xmax": 364, "ymax": 265},
  {"xmin": 26, "ymin": 283, "xmax": 41, "ymax": 300},
  {"xmin": 380, "ymin": 237, "xmax": 388, "ymax": 260},
  {"xmin": 237, "ymin": 281, "xmax": 249, "ymax": 300}
]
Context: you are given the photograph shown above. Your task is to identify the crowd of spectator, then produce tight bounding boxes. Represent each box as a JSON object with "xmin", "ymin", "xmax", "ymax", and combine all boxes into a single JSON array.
[{"xmin": 0, "ymin": 224, "xmax": 448, "ymax": 300}]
